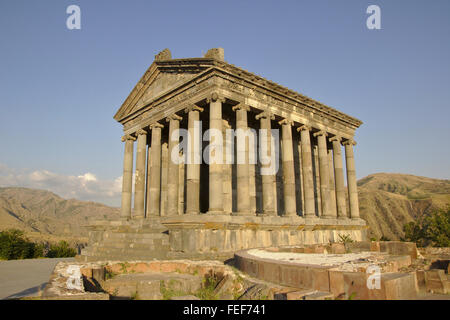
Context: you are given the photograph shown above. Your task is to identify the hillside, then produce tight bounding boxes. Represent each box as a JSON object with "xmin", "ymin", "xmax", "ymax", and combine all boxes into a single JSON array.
[
  {"xmin": 0, "ymin": 187, "xmax": 120, "ymax": 244},
  {"xmin": 358, "ymin": 173, "xmax": 450, "ymax": 240}
]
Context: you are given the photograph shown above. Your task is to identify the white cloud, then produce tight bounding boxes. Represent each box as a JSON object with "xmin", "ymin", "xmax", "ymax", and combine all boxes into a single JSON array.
[{"xmin": 0, "ymin": 163, "xmax": 125, "ymax": 207}]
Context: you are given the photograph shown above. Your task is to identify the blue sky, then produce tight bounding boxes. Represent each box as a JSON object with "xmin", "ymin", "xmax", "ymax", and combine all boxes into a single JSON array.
[{"xmin": 0, "ymin": 0, "xmax": 449, "ymax": 206}]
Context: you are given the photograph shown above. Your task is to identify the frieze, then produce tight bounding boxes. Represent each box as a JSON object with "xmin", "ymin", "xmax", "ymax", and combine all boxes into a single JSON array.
[
  {"xmin": 212, "ymin": 63, "xmax": 361, "ymax": 127},
  {"xmin": 217, "ymin": 75, "xmax": 351, "ymax": 133}
]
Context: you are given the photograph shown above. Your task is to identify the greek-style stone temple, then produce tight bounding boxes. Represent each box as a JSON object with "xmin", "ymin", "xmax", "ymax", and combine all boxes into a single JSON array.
[{"xmin": 80, "ymin": 48, "xmax": 366, "ymax": 261}]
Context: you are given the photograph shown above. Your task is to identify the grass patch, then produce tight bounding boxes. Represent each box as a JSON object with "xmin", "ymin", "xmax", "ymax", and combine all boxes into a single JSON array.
[
  {"xmin": 119, "ymin": 262, "xmax": 130, "ymax": 273},
  {"xmin": 105, "ymin": 269, "xmax": 118, "ymax": 280},
  {"xmin": 160, "ymin": 281, "xmax": 190, "ymax": 300},
  {"xmin": 194, "ymin": 275, "xmax": 220, "ymax": 300}
]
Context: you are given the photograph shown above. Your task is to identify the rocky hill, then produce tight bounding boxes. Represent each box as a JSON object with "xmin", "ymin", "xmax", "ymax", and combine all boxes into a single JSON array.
[
  {"xmin": 358, "ymin": 173, "xmax": 450, "ymax": 240},
  {"xmin": 0, "ymin": 187, "xmax": 119, "ymax": 244}
]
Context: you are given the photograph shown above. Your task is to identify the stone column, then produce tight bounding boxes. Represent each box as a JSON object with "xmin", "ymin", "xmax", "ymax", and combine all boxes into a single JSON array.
[
  {"xmin": 148, "ymin": 123, "xmax": 164, "ymax": 217},
  {"xmin": 328, "ymin": 147, "xmax": 337, "ymax": 216},
  {"xmin": 343, "ymin": 139, "xmax": 360, "ymax": 219},
  {"xmin": 166, "ymin": 114, "xmax": 182, "ymax": 216},
  {"xmin": 207, "ymin": 92, "xmax": 224, "ymax": 214},
  {"xmin": 184, "ymin": 105, "xmax": 203, "ymax": 214},
  {"xmin": 313, "ymin": 131, "xmax": 333, "ymax": 218},
  {"xmin": 133, "ymin": 129, "xmax": 148, "ymax": 219},
  {"xmin": 279, "ymin": 119, "xmax": 296, "ymax": 216},
  {"xmin": 330, "ymin": 136, "xmax": 347, "ymax": 218},
  {"xmin": 145, "ymin": 145, "xmax": 151, "ymax": 215},
  {"xmin": 249, "ymin": 130, "xmax": 257, "ymax": 214},
  {"xmin": 160, "ymin": 142, "xmax": 169, "ymax": 216},
  {"xmin": 120, "ymin": 134, "xmax": 136, "ymax": 219},
  {"xmin": 313, "ymin": 144, "xmax": 322, "ymax": 216},
  {"xmin": 256, "ymin": 111, "xmax": 276, "ymax": 215},
  {"xmin": 222, "ymin": 120, "xmax": 233, "ymax": 214},
  {"xmin": 178, "ymin": 150, "xmax": 185, "ymax": 215},
  {"xmin": 297, "ymin": 141, "xmax": 305, "ymax": 214},
  {"xmin": 297, "ymin": 125, "xmax": 315, "ymax": 218},
  {"xmin": 233, "ymin": 104, "xmax": 251, "ymax": 215}
]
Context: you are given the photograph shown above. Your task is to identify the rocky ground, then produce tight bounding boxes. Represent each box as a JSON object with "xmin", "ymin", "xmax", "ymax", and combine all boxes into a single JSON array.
[{"xmin": 27, "ymin": 242, "xmax": 449, "ymax": 300}]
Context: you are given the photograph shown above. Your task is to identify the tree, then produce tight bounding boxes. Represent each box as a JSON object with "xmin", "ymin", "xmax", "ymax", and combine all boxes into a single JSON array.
[{"xmin": 403, "ymin": 207, "xmax": 450, "ymax": 247}]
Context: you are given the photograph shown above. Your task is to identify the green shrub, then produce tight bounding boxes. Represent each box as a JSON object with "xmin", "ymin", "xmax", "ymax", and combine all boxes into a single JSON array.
[
  {"xmin": 403, "ymin": 207, "xmax": 450, "ymax": 247},
  {"xmin": 0, "ymin": 229, "xmax": 44, "ymax": 260},
  {"xmin": 338, "ymin": 234, "xmax": 354, "ymax": 244},
  {"xmin": 47, "ymin": 241, "xmax": 77, "ymax": 258}
]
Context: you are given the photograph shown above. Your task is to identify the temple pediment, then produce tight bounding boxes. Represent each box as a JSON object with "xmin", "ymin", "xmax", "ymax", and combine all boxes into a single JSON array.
[
  {"xmin": 129, "ymin": 71, "xmax": 198, "ymax": 117},
  {"xmin": 114, "ymin": 53, "xmax": 215, "ymax": 122}
]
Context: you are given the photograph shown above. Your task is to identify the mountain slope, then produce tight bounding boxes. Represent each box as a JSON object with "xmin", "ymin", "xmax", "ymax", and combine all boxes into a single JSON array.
[
  {"xmin": 358, "ymin": 173, "xmax": 450, "ymax": 240},
  {"xmin": 0, "ymin": 187, "xmax": 119, "ymax": 242}
]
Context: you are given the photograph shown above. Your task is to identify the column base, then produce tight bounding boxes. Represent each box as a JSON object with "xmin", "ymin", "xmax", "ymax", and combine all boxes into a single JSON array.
[
  {"xmin": 232, "ymin": 211, "xmax": 253, "ymax": 216},
  {"xmin": 184, "ymin": 211, "xmax": 200, "ymax": 215},
  {"xmin": 283, "ymin": 212, "xmax": 298, "ymax": 217},
  {"xmin": 257, "ymin": 211, "xmax": 277, "ymax": 217},
  {"xmin": 206, "ymin": 210, "xmax": 225, "ymax": 215}
]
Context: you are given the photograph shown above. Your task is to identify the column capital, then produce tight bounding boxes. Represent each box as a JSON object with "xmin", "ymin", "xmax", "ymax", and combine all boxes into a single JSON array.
[
  {"xmin": 184, "ymin": 105, "xmax": 204, "ymax": 113},
  {"xmin": 313, "ymin": 130, "xmax": 327, "ymax": 137},
  {"xmin": 166, "ymin": 113, "xmax": 182, "ymax": 122},
  {"xmin": 149, "ymin": 122, "xmax": 164, "ymax": 130},
  {"xmin": 232, "ymin": 103, "xmax": 250, "ymax": 112},
  {"xmin": 121, "ymin": 134, "xmax": 136, "ymax": 142},
  {"xmin": 206, "ymin": 91, "xmax": 225, "ymax": 104},
  {"xmin": 329, "ymin": 135, "xmax": 342, "ymax": 143},
  {"xmin": 342, "ymin": 139, "xmax": 357, "ymax": 146},
  {"xmin": 278, "ymin": 118, "xmax": 294, "ymax": 126},
  {"xmin": 255, "ymin": 110, "xmax": 275, "ymax": 120},
  {"xmin": 135, "ymin": 128, "xmax": 148, "ymax": 136},
  {"xmin": 296, "ymin": 124, "xmax": 311, "ymax": 132}
]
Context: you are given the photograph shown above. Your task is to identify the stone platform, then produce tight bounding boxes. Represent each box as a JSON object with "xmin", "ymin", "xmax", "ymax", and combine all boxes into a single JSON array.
[
  {"xmin": 79, "ymin": 215, "xmax": 367, "ymax": 262},
  {"xmin": 234, "ymin": 243, "xmax": 420, "ymax": 300}
]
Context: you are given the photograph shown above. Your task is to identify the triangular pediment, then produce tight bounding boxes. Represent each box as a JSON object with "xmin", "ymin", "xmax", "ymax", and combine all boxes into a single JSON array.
[
  {"xmin": 114, "ymin": 59, "xmax": 215, "ymax": 123},
  {"xmin": 128, "ymin": 71, "xmax": 197, "ymax": 116}
]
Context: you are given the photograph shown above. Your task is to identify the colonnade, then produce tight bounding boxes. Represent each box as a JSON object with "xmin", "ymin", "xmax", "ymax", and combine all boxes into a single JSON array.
[{"xmin": 120, "ymin": 94, "xmax": 360, "ymax": 220}]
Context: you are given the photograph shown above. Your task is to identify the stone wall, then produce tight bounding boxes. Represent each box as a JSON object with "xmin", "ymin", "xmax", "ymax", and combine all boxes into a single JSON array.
[{"xmin": 79, "ymin": 215, "xmax": 367, "ymax": 261}]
